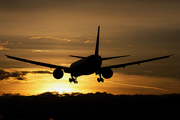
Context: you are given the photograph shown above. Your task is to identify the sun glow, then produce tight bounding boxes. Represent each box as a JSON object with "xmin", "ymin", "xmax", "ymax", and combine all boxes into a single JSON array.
[
  {"xmin": 45, "ymin": 84, "xmax": 73, "ymax": 94},
  {"xmin": 32, "ymin": 73, "xmax": 76, "ymax": 94}
]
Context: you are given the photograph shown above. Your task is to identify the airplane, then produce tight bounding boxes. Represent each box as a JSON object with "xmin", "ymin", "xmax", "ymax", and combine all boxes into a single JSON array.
[{"xmin": 5, "ymin": 26, "xmax": 173, "ymax": 84}]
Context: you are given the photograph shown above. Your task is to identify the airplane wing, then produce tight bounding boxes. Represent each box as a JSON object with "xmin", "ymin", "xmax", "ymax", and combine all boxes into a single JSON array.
[
  {"xmin": 101, "ymin": 54, "xmax": 174, "ymax": 69},
  {"xmin": 5, "ymin": 55, "xmax": 72, "ymax": 73}
]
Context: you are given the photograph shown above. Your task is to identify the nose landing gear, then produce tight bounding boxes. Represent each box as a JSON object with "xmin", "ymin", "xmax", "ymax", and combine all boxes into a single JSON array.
[
  {"xmin": 97, "ymin": 74, "xmax": 104, "ymax": 82},
  {"xmin": 97, "ymin": 78, "xmax": 104, "ymax": 82},
  {"xmin": 69, "ymin": 76, "xmax": 78, "ymax": 84}
]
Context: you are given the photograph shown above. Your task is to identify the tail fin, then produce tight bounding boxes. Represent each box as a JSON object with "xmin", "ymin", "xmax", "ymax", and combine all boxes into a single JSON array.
[{"xmin": 95, "ymin": 26, "xmax": 100, "ymax": 56}]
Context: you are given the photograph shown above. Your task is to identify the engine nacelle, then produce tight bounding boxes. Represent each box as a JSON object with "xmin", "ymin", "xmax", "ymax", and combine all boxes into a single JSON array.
[
  {"xmin": 53, "ymin": 68, "xmax": 64, "ymax": 79},
  {"xmin": 102, "ymin": 69, "xmax": 113, "ymax": 79}
]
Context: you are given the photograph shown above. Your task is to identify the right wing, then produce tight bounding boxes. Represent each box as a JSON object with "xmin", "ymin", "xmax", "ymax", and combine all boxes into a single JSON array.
[
  {"xmin": 101, "ymin": 54, "xmax": 174, "ymax": 69},
  {"xmin": 5, "ymin": 54, "xmax": 72, "ymax": 73}
]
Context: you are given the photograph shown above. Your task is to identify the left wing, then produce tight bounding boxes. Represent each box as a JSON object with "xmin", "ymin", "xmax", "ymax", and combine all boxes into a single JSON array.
[
  {"xmin": 101, "ymin": 54, "xmax": 174, "ymax": 69},
  {"xmin": 5, "ymin": 54, "xmax": 72, "ymax": 73}
]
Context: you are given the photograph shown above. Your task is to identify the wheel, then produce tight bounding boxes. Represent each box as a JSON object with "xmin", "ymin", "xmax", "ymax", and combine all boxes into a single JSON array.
[
  {"xmin": 74, "ymin": 81, "xmax": 78, "ymax": 84},
  {"xmin": 100, "ymin": 78, "xmax": 104, "ymax": 82},
  {"xmin": 97, "ymin": 78, "xmax": 104, "ymax": 82},
  {"xmin": 97, "ymin": 78, "xmax": 101, "ymax": 82},
  {"xmin": 69, "ymin": 78, "xmax": 73, "ymax": 83}
]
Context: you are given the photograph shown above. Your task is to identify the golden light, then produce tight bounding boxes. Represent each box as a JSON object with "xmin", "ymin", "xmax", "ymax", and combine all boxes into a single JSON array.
[
  {"xmin": 31, "ymin": 73, "xmax": 77, "ymax": 94},
  {"xmin": 45, "ymin": 83, "xmax": 73, "ymax": 94}
]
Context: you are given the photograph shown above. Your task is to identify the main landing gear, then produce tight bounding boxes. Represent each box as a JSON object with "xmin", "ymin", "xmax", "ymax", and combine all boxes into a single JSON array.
[
  {"xmin": 97, "ymin": 74, "xmax": 104, "ymax": 82},
  {"xmin": 69, "ymin": 76, "xmax": 78, "ymax": 84}
]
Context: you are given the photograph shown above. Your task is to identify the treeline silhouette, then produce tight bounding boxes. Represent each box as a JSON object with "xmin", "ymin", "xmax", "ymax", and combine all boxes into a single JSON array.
[{"xmin": 0, "ymin": 92, "xmax": 180, "ymax": 119}]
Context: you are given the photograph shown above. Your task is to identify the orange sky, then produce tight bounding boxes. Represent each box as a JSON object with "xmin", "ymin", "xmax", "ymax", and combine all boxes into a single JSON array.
[
  {"xmin": 1, "ymin": 68, "xmax": 180, "ymax": 95},
  {"xmin": 0, "ymin": 0, "xmax": 180, "ymax": 95}
]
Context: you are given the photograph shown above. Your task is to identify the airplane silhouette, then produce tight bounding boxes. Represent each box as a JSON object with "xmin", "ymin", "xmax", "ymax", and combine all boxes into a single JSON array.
[{"xmin": 5, "ymin": 26, "xmax": 173, "ymax": 83}]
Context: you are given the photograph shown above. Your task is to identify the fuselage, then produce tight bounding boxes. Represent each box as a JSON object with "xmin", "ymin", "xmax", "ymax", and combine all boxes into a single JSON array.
[{"xmin": 70, "ymin": 55, "xmax": 102, "ymax": 77}]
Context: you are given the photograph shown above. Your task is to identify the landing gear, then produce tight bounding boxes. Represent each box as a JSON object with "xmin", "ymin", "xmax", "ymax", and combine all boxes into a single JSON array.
[
  {"xmin": 97, "ymin": 73, "xmax": 104, "ymax": 83},
  {"xmin": 69, "ymin": 76, "xmax": 78, "ymax": 84},
  {"xmin": 97, "ymin": 78, "xmax": 104, "ymax": 82}
]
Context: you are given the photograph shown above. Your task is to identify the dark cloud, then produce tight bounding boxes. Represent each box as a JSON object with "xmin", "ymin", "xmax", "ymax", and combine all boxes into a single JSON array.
[
  {"xmin": 0, "ymin": 0, "xmax": 94, "ymax": 12},
  {"xmin": 0, "ymin": 0, "xmax": 179, "ymax": 11},
  {"xmin": 0, "ymin": 68, "xmax": 52, "ymax": 80},
  {"xmin": 0, "ymin": 0, "xmax": 180, "ymax": 36}
]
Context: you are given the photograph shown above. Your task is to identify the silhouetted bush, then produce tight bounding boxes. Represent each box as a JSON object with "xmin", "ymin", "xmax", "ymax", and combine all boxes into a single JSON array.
[{"xmin": 0, "ymin": 92, "xmax": 180, "ymax": 119}]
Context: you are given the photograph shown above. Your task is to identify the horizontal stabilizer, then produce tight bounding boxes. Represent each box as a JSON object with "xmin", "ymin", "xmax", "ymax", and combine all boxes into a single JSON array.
[
  {"xmin": 69, "ymin": 55, "xmax": 86, "ymax": 59},
  {"xmin": 102, "ymin": 55, "xmax": 130, "ymax": 61}
]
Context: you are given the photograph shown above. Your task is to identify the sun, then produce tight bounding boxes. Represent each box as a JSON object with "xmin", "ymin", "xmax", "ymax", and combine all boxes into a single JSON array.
[
  {"xmin": 23, "ymin": 72, "xmax": 76, "ymax": 95},
  {"xmin": 44, "ymin": 74, "xmax": 74, "ymax": 94},
  {"xmin": 46, "ymin": 84, "xmax": 73, "ymax": 94}
]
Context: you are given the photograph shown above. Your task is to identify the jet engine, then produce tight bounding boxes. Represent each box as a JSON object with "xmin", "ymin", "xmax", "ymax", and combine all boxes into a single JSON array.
[
  {"xmin": 53, "ymin": 68, "xmax": 64, "ymax": 79},
  {"xmin": 102, "ymin": 68, "xmax": 113, "ymax": 79}
]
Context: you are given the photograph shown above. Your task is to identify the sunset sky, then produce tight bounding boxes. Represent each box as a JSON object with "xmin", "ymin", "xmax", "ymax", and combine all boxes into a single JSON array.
[{"xmin": 0, "ymin": 0, "xmax": 180, "ymax": 95}]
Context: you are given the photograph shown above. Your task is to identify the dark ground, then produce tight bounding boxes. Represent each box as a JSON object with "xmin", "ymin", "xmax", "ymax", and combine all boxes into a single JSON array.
[{"xmin": 0, "ymin": 92, "xmax": 180, "ymax": 120}]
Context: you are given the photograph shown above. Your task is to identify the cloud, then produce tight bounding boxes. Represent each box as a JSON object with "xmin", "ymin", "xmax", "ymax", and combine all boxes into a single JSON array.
[
  {"xmin": 30, "ymin": 36, "xmax": 42, "ymax": 39},
  {"xmin": 0, "ymin": 41, "xmax": 9, "ymax": 45},
  {"xmin": 126, "ymin": 44, "xmax": 134, "ymax": 47},
  {"xmin": 30, "ymin": 36, "xmax": 79, "ymax": 42},
  {"xmin": 106, "ymin": 40, "xmax": 111, "ymax": 43},
  {"xmin": 85, "ymin": 40, "xmax": 94, "ymax": 43},
  {"xmin": 31, "ymin": 49, "xmax": 50, "ymax": 52},
  {"xmin": 30, "ymin": 36, "xmax": 61, "ymax": 40},
  {"xmin": 0, "ymin": 68, "xmax": 52, "ymax": 80},
  {"xmin": 0, "ymin": 46, "xmax": 4, "ymax": 50},
  {"xmin": 0, "ymin": 46, "xmax": 9, "ymax": 50},
  {"xmin": 0, "ymin": 68, "xmax": 26, "ymax": 80},
  {"xmin": 107, "ymin": 81, "xmax": 168, "ymax": 92},
  {"xmin": 0, "ymin": 41, "xmax": 10, "ymax": 50},
  {"xmin": 144, "ymin": 71, "xmax": 153, "ymax": 73}
]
